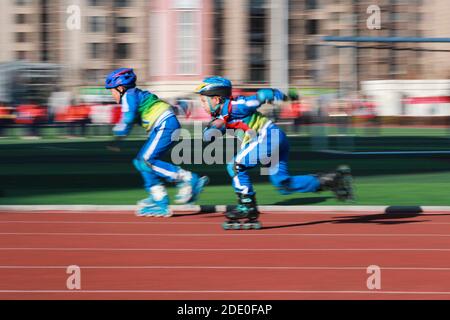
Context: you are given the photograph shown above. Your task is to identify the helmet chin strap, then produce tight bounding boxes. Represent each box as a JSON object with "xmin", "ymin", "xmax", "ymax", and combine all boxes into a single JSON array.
[
  {"xmin": 115, "ymin": 87, "xmax": 129, "ymax": 103},
  {"xmin": 206, "ymin": 96, "xmax": 223, "ymax": 117}
]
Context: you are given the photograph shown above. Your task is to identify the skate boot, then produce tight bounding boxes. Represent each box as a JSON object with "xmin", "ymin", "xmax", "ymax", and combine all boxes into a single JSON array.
[
  {"xmin": 318, "ymin": 165, "xmax": 354, "ymax": 201},
  {"xmin": 137, "ymin": 194, "xmax": 158, "ymax": 209},
  {"xmin": 222, "ymin": 194, "xmax": 262, "ymax": 230},
  {"xmin": 175, "ymin": 171, "xmax": 210, "ymax": 205},
  {"xmin": 136, "ymin": 185, "xmax": 173, "ymax": 217}
]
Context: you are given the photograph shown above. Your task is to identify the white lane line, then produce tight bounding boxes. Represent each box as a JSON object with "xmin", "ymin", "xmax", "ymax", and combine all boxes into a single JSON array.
[
  {"xmin": 0, "ymin": 211, "xmax": 449, "ymax": 217},
  {"xmin": 1, "ymin": 232, "xmax": 450, "ymax": 237},
  {"xmin": 1, "ymin": 220, "xmax": 449, "ymax": 226},
  {"xmin": 1, "ymin": 205, "xmax": 450, "ymax": 214},
  {"xmin": 1, "ymin": 265, "xmax": 450, "ymax": 271},
  {"xmin": 0, "ymin": 290, "xmax": 450, "ymax": 295},
  {"xmin": 0, "ymin": 248, "xmax": 449, "ymax": 252},
  {"xmin": 0, "ymin": 221, "xmax": 223, "ymax": 225}
]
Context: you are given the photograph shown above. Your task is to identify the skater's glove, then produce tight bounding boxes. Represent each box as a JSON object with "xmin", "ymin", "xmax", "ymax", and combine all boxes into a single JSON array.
[
  {"xmin": 257, "ymin": 89, "xmax": 288, "ymax": 104},
  {"xmin": 203, "ymin": 127, "xmax": 223, "ymax": 143},
  {"xmin": 203, "ymin": 119, "xmax": 226, "ymax": 143}
]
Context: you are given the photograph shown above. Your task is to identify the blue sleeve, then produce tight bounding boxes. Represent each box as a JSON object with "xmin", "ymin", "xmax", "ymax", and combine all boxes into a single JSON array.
[
  {"xmin": 256, "ymin": 89, "xmax": 286, "ymax": 104},
  {"xmin": 113, "ymin": 91, "xmax": 139, "ymax": 137},
  {"xmin": 229, "ymin": 96, "xmax": 263, "ymax": 119}
]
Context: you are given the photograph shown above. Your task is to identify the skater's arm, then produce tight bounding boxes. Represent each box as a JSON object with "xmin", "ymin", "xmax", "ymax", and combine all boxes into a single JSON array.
[
  {"xmin": 256, "ymin": 89, "xmax": 287, "ymax": 104},
  {"xmin": 231, "ymin": 89, "xmax": 287, "ymax": 118},
  {"xmin": 203, "ymin": 118, "xmax": 226, "ymax": 142},
  {"xmin": 112, "ymin": 92, "xmax": 139, "ymax": 137}
]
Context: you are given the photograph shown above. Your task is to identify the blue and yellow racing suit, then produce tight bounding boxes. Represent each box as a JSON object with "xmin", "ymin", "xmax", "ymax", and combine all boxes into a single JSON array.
[{"xmin": 208, "ymin": 90, "xmax": 320, "ymax": 196}]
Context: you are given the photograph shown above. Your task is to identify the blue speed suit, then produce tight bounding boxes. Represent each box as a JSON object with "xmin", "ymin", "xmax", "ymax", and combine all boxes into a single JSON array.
[
  {"xmin": 113, "ymin": 88, "xmax": 184, "ymax": 191},
  {"xmin": 207, "ymin": 89, "xmax": 321, "ymax": 196}
]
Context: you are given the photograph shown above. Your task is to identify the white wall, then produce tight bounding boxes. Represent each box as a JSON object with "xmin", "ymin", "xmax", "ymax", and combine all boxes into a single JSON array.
[
  {"xmin": 0, "ymin": 1, "xmax": 13, "ymax": 63},
  {"xmin": 361, "ymin": 80, "xmax": 450, "ymax": 116}
]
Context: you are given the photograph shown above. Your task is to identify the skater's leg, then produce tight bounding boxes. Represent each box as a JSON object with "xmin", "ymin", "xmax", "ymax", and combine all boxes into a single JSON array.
[
  {"xmin": 133, "ymin": 158, "xmax": 172, "ymax": 217},
  {"xmin": 269, "ymin": 160, "xmax": 320, "ymax": 194},
  {"xmin": 227, "ymin": 162, "xmax": 256, "ymax": 197},
  {"xmin": 136, "ymin": 185, "xmax": 173, "ymax": 217},
  {"xmin": 133, "ymin": 159, "xmax": 161, "ymax": 206},
  {"xmin": 133, "ymin": 122, "xmax": 178, "ymax": 217},
  {"xmin": 317, "ymin": 165, "xmax": 354, "ymax": 201},
  {"xmin": 223, "ymin": 138, "xmax": 263, "ymax": 230},
  {"xmin": 265, "ymin": 128, "xmax": 320, "ymax": 195},
  {"xmin": 222, "ymin": 193, "xmax": 262, "ymax": 230},
  {"xmin": 140, "ymin": 116, "xmax": 208, "ymax": 205}
]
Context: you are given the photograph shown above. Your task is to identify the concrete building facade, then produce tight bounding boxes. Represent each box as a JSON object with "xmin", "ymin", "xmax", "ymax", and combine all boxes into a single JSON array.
[{"xmin": 0, "ymin": 0, "xmax": 448, "ymax": 97}]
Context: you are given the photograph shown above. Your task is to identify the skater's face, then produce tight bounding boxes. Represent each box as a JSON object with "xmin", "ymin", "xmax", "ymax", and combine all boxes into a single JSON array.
[
  {"xmin": 110, "ymin": 87, "xmax": 124, "ymax": 104},
  {"xmin": 200, "ymin": 96, "xmax": 221, "ymax": 115}
]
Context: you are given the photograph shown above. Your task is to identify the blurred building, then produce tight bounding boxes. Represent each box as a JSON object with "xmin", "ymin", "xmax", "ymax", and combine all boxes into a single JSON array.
[
  {"xmin": 212, "ymin": 0, "xmax": 449, "ymax": 90},
  {"xmin": 421, "ymin": 0, "xmax": 450, "ymax": 79},
  {"xmin": 0, "ymin": 0, "xmax": 449, "ymax": 97},
  {"xmin": 0, "ymin": 0, "xmax": 62, "ymax": 62},
  {"xmin": 289, "ymin": 0, "xmax": 430, "ymax": 88},
  {"xmin": 146, "ymin": 0, "xmax": 214, "ymax": 96},
  {"xmin": 58, "ymin": 0, "xmax": 150, "ymax": 88}
]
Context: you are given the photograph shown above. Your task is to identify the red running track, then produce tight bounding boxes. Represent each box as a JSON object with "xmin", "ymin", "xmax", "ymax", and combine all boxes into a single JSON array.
[{"xmin": 0, "ymin": 209, "xmax": 450, "ymax": 300}]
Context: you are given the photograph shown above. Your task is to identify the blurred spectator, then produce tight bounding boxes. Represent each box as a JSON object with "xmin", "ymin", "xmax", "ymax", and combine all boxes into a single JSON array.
[
  {"xmin": 89, "ymin": 101, "xmax": 121, "ymax": 136},
  {"xmin": 15, "ymin": 103, "xmax": 47, "ymax": 139},
  {"xmin": 329, "ymin": 97, "xmax": 351, "ymax": 135},
  {"xmin": 0, "ymin": 101, "xmax": 16, "ymax": 138},
  {"xmin": 279, "ymin": 93, "xmax": 313, "ymax": 134},
  {"xmin": 400, "ymin": 93, "xmax": 409, "ymax": 116},
  {"xmin": 48, "ymin": 91, "xmax": 73, "ymax": 124},
  {"xmin": 352, "ymin": 93, "xmax": 380, "ymax": 136},
  {"xmin": 65, "ymin": 100, "xmax": 91, "ymax": 138}
]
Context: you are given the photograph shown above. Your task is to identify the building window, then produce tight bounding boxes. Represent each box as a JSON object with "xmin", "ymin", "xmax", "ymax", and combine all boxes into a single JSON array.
[
  {"xmin": 88, "ymin": 16, "xmax": 106, "ymax": 33},
  {"xmin": 15, "ymin": 0, "xmax": 32, "ymax": 6},
  {"xmin": 115, "ymin": 43, "xmax": 132, "ymax": 59},
  {"xmin": 115, "ymin": 17, "xmax": 133, "ymax": 34},
  {"xmin": 16, "ymin": 33, "xmax": 27, "ymax": 43},
  {"xmin": 305, "ymin": 0, "xmax": 318, "ymax": 10},
  {"xmin": 306, "ymin": 20, "xmax": 319, "ymax": 35},
  {"xmin": 305, "ymin": 45, "xmax": 318, "ymax": 60},
  {"xmin": 115, "ymin": 0, "xmax": 132, "ymax": 8},
  {"xmin": 88, "ymin": 0, "xmax": 105, "ymax": 6},
  {"xmin": 248, "ymin": 0, "xmax": 268, "ymax": 83},
  {"xmin": 172, "ymin": 0, "xmax": 201, "ymax": 9},
  {"xmin": 84, "ymin": 69, "xmax": 104, "ymax": 83},
  {"xmin": 175, "ymin": 10, "xmax": 199, "ymax": 75},
  {"xmin": 89, "ymin": 43, "xmax": 106, "ymax": 59},
  {"xmin": 213, "ymin": 0, "xmax": 225, "ymax": 75},
  {"xmin": 16, "ymin": 14, "xmax": 27, "ymax": 24},
  {"xmin": 16, "ymin": 51, "xmax": 27, "ymax": 60}
]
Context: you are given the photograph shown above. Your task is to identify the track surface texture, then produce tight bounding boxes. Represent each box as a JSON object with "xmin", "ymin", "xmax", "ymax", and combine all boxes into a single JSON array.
[{"xmin": 0, "ymin": 208, "xmax": 450, "ymax": 300}]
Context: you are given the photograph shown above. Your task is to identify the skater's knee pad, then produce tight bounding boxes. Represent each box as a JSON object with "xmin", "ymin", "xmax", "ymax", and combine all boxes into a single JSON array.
[
  {"xmin": 133, "ymin": 159, "xmax": 153, "ymax": 173},
  {"xmin": 227, "ymin": 162, "xmax": 247, "ymax": 178},
  {"xmin": 270, "ymin": 175, "xmax": 292, "ymax": 195},
  {"xmin": 227, "ymin": 162, "xmax": 235, "ymax": 178},
  {"xmin": 270, "ymin": 174, "xmax": 289, "ymax": 188}
]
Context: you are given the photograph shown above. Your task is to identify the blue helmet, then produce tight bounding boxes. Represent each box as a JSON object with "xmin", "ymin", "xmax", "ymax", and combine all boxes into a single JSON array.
[
  {"xmin": 195, "ymin": 76, "xmax": 232, "ymax": 97},
  {"xmin": 105, "ymin": 68, "xmax": 137, "ymax": 89}
]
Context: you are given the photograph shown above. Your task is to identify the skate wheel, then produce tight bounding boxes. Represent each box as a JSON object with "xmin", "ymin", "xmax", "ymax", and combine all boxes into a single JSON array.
[
  {"xmin": 232, "ymin": 223, "xmax": 242, "ymax": 230},
  {"xmin": 242, "ymin": 223, "xmax": 252, "ymax": 230},
  {"xmin": 222, "ymin": 222, "xmax": 233, "ymax": 230},
  {"xmin": 252, "ymin": 222, "xmax": 262, "ymax": 230}
]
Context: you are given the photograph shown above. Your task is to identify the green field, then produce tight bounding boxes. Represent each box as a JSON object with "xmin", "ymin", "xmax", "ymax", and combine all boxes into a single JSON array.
[
  {"xmin": 1, "ymin": 131, "xmax": 449, "ymax": 206},
  {"xmin": 2, "ymin": 123, "xmax": 450, "ymax": 140}
]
